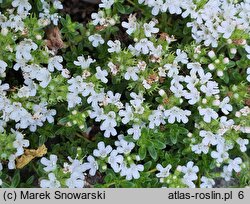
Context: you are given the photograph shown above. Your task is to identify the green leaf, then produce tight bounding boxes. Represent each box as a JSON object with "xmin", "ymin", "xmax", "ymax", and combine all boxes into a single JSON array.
[
  {"xmin": 143, "ymin": 161, "xmax": 152, "ymax": 171},
  {"xmin": 153, "ymin": 140, "xmax": 166, "ymax": 149},
  {"xmin": 121, "ymin": 181, "xmax": 135, "ymax": 188},
  {"xmin": 11, "ymin": 171, "xmax": 20, "ymax": 187},
  {"xmin": 139, "ymin": 146, "xmax": 147, "ymax": 160},
  {"xmin": 116, "ymin": 3, "xmax": 126, "ymax": 14},
  {"xmin": 148, "ymin": 146, "xmax": 157, "ymax": 160}
]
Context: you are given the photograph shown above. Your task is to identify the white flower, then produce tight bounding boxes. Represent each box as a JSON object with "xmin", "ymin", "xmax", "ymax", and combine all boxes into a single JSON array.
[
  {"xmin": 116, "ymin": 139, "xmax": 135, "ymax": 155},
  {"xmin": 0, "ymin": 60, "xmax": 7, "ymax": 77},
  {"xmin": 108, "ymin": 150, "xmax": 123, "ymax": 173},
  {"xmin": 221, "ymin": 166, "xmax": 232, "ymax": 181},
  {"xmin": 245, "ymin": 46, "xmax": 250, "ymax": 60},
  {"xmin": 191, "ymin": 143, "xmax": 209, "ymax": 154},
  {"xmin": 217, "ymin": 21, "xmax": 235, "ymax": 39},
  {"xmin": 148, "ymin": 108, "xmax": 165, "ymax": 129},
  {"xmin": 181, "ymin": 161, "xmax": 199, "ymax": 181},
  {"xmin": 198, "ymin": 107, "xmax": 218, "ymax": 123},
  {"xmin": 74, "ymin": 56, "xmax": 96, "ymax": 69},
  {"xmin": 200, "ymin": 81, "xmax": 219, "ymax": 96},
  {"xmin": 88, "ymin": 34, "xmax": 104, "ymax": 47},
  {"xmin": 150, "ymin": 0, "xmax": 166, "ymax": 16},
  {"xmin": 100, "ymin": 111, "xmax": 117, "ymax": 137},
  {"xmin": 247, "ymin": 67, "xmax": 250, "ymax": 82},
  {"xmin": 121, "ymin": 14, "xmax": 138, "ymax": 35},
  {"xmin": 101, "ymin": 111, "xmax": 117, "ymax": 129},
  {"xmin": 12, "ymin": 0, "xmax": 32, "ymax": 14},
  {"xmin": 8, "ymin": 154, "xmax": 16, "ymax": 169},
  {"xmin": 156, "ymin": 164, "xmax": 172, "ymax": 178},
  {"xmin": 135, "ymin": 38, "xmax": 154, "ymax": 54},
  {"xmin": 16, "ymin": 39, "xmax": 38, "ymax": 61},
  {"xmin": 174, "ymin": 49, "xmax": 188, "ymax": 64},
  {"xmin": 199, "ymin": 130, "xmax": 218, "ymax": 146},
  {"xmin": 219, "ymin": 97, "xmax": 233, "ymax": 115},
  {"xmin": 53, "ymin": 0, "xmax": 63, "ymax": 10},
  {"xmin": 65, "ymin": 172, "xmax": 85, "ymax": 188},
  {"xmin": 119, "ymin": 104, "xmax": 134, "ymax": 124},
  {"xmin": 41, "ymin": 154, "xmax": 58, "ymax": 172},
  {"xmin": 99, "ymin": 0, "xmax": 114, "ymax": 9},
  {"xmin": 40, "ymin": 173, "xmax": 61, "ymax": 188},
  {"xmin": 82, "ymin": 155, "xmax": 98, "ymax": 176},
  {"xmin": 93, "ymin": 142, "xmax": 112, "ymax": 158},
  {"xmin": 48, "ymin": 56, "xmax": 63, "ymax": 72},
  {"xmin": 187, "ymin": 62, "xmax": 204, "ymax": 76},
  {"xmin": 211, "ymin": 150, "xmax": 229, "ymax": 163},
  {"xmin": 227, "ymin": 157, "xmax": 242, "ymax": 173},
  {"xmin": 91, "ymin": 11, "xmax": 105, "ymax": 26},
  {"xmin": 107, "ymin": 40, "xmax": 121, "ymax": 53},
  {"xmin": 12, "ymin": 130, "xmax": 29, "ymax": 156},
  {"xmin": 164, "ymin": 106, "xmax": 191, "ymax": 124},
  {"xmin": 124, "ymin": 66, "xmax": 140, "ymax": 81},
  {"xmin": 121, "ymin": 163, "xmax": 144, "ymax": 180},
  {"xmin": 236, "ymin": 138, "xmax": 249, "ymax": 152},
  {"xmin": 95, "ymin": 66, "xmax": 108, "ymax": 83},
  {"xmin": 127, "ymin": 124, "xmax": 142, "ymax": 140},
  {"xmin": 143, "ymin": 21, "xmax": 159, "ymax": 37},
  {"xmin": 200, "ymin": 176, "xmax": 215, "ymax": 188},
  {"xmin": 37, "ymin": 68, "xmax": 51, "ymax": 88}
]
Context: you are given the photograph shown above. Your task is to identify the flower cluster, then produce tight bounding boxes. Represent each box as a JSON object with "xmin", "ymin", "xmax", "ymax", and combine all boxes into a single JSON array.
[{"xmin": 0, "ymin": 0, "xmax": 249, "ymax": 188}]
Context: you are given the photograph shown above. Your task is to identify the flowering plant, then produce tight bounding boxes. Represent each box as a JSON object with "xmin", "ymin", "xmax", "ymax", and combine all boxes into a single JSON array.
[{"xmin": 0, "ymin": 0, "xmax": 250, "ymax": 188}]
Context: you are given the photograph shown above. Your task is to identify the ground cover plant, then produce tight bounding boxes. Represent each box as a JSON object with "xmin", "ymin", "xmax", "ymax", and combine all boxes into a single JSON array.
[{"xmin": 0, "ymin": 0, "xmax": 250, "ymax": 188}]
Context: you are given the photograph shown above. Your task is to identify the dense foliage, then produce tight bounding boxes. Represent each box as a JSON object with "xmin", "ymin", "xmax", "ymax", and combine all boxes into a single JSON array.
[{"xmin": 0, "ymin": 0, "xmax": 250, "ymax": 188}]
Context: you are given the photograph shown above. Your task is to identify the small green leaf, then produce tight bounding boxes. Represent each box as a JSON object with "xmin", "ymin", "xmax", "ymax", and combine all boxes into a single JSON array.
[
  {"xmin": 153, "ymin": 140, "xmax": 166, "ymax": 149},
  {"xmin": 139, "ymin": 146, "xmax": 147, "ymax": 160},
  {"xmin": 148, "ymin": 146, "xmax": 157, "ymax": 160}
]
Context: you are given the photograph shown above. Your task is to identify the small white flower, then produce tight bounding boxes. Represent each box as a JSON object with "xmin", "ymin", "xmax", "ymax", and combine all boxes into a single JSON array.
[
  {"xmin": 199, "ymin": 130, "xmax": 218, "ymax": 146},
  {"xmin": 108, "ymin": 150, "xmax": 123, "ymax": 173},
  {"xmin": 219, "ymin": 97, "xmax": 233, "ymax": 115},
  {"xmin": 247, "ymin": 67, "xmax": 250, "ymax": 82},
  {"xmin": 65, "ymin": 172, "xmax": 85, "ymax": 188},
  {"xmin": 88, "ymin": 34, "xmax": 104, "ymax": 47},
  {"xmin": 53, "ymin": 0, "xmax": 63, "ymax": 10},
  {"xmin": 121, "ymin": 163, "xmax": 144, "ymax": 180},
  {"xmin": 12, "ymin": 130, "xmax": 29, "ymax": 156},
  {"xmin": 217, "ymin": 21, "xmax": 235, "ymax": 39},
  {"xmin": 227, "ymin": 157, "xmax": 242, "ymax": 173},
  {"xmin": 143, "ymin": 21, "xmax": 159, "ymax": 37},
  {"xmin": 91, "ymin": 11, "xmax": 105, "ymax": 26},
  {"xmin": 198, "ymin": 107, "xmax": 218, "ymax": 123},
  {"xmin": 99, "ymin": 0, "xmax": 114, "ymax": 9},
  {"xmin": 164, "ymin": 106, "xmax": 191, "ymax": 124},
  {"xmin": 0, "ymin": 60, "xmax": 7, "ymax": 77},
  {"xmin": 124, "ymin": 66, "xmax": 140, "ymax": 81},
  {"xmin": 236, "ymin": 138, "xmax": 249, "ymax": 152},
  {"xmin": 107, "ymin": 40, "xmax": 121, "ymax": 53},
  {"xmin": 174, "ymin": 49, "xmax": 188, "ymax": 64},
  {"xmin": 95, "ymin": 66, "xmax": 108, "ymax": 83},
  {"xmin": 135, "ymin": 38, "xmax": 154, "ymax": 54},
  {"xmin": 156, "ymin": 164, "xmax": 172, "ymax": 178},
  {"xmin": 82, "ymin": 155, "xmax": 98, "ymax": 176},
  {"xmin": 119, "ymin": 103, "xmax": 134, "ymax": 124},
  {"xmin": 40, "ymin": 173, "xmax": 61, "ymax": 188},
  {"xmin": 121, "ymin": 14, "xmax": 138, "ymax": 35},
  {"xmin": 93, "ymin": 142, "xmax": 112, "ymax": 158},
  {"xmin": 181, "ymin": 161, "xmax": 199, "ymax": 181},
  {"xmin": 221, "ymin": 166, "xmax": 232, "ymax": 181},
  {"xmin": 200, "ymin": 81, "xmax": 219, "ymax": 96},
  {"xmin": 200, "ymin": 176, "xmax": 215, "ymax": 188},
  {"xmin": 41, "ymin": 154, "xmax": 58, "ymax": 172},
  {"xmin": 48, "ymin": 56, "xmax": 63, "ymax": 72},
  {"xmin": 74, "ymin": 56, "xmax": 96, "ymax": 69},
  {"xmin": 12, "ymin": 0, "xmax": 32, "ymax": 14}
]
